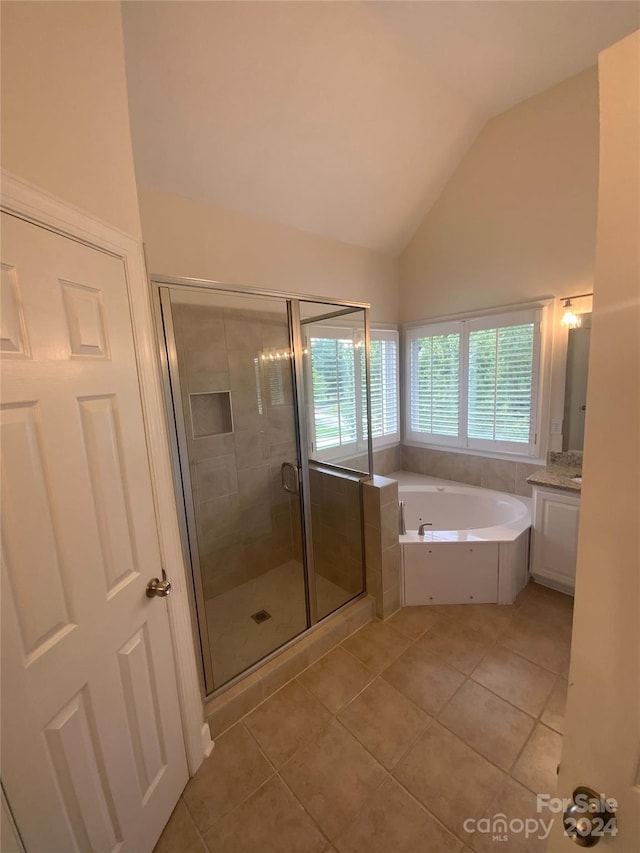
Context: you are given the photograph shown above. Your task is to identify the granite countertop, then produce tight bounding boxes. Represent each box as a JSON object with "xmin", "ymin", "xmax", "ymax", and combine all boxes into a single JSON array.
[{"xmin": 526, "ymin": 465, "xmax": 582, "ymax": 493}]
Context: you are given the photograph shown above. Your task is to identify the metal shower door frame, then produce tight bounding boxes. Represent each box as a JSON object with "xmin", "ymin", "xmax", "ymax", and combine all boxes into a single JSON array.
[
  {"xmin": 156, "ymin": 287, "xmax": 215, "ymax": 692},
  {"xmin": 152, "ymin": 276, "xmax": 372, "ymax": 697}
]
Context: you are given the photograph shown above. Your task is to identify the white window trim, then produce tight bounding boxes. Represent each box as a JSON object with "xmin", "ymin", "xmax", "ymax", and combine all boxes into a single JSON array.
[
  {"xmin": 367, "ymin": 328, "xmax": 400, "ymax": 449},
  {"xmin": 405, "ymin": 320, "xmax": 463, "ymax": 449},
  {"xmin": 304, "ymin": 325, "xmax": 399, "ymax": 462},
  {"xmin": 403, "ymin": 302, "xmax": 552, "ymax": 461}
]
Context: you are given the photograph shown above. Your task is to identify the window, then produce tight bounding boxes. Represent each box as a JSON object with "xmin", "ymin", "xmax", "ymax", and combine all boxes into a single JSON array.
[
  {"xmin": 306, "ymin": 326, "xmax": 399, "ymax": 461},
  {"xmin": 365, "ymin": 331, "xmax": 399, "ymax": 445},
  {"xmin": 409, "ymin": 322, "xmax": 460, "ymax": 440},
  {"xmin": 406, "ymin": 309, "xmax": 541, "ymax": 457},
  {"xmin": 309, "ymin": 333, "xmax": 358, "ymax": 453}
]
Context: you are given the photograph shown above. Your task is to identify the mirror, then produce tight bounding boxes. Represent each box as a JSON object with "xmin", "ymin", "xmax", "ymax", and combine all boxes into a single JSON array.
[{"xmin": 563, "ymin": 313, "xmax": 591, "ymax": 451}]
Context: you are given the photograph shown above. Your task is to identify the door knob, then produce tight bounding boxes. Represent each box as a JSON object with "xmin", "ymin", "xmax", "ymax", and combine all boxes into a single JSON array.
[
  {"xmin": 146, "ymin": 569, "xmax": 172, "ymax": 598},
  {"xmin": 563, "ymin": 786, "xmax": 617, "ymax": 846}
]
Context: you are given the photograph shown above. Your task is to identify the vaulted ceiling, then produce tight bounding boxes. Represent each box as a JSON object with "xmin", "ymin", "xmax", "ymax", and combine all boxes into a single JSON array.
[{"xmin": 123, "ymin": 1, "xmax": 639, "ymax": 255}]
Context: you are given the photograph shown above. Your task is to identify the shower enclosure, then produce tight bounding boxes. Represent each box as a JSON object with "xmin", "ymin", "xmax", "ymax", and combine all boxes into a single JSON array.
[{"xmin": 154, "ymin": 280, "xmax": 372, "ymax": 695}]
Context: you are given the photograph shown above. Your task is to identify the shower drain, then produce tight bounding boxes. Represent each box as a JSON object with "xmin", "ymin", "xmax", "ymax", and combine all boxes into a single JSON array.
[{"xmin": 251, "ymin": 609, "xmax": 272, "ymax": 624}]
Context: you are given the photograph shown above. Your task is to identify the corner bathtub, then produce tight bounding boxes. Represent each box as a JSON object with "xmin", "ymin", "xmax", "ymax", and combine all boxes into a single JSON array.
[{"xmin": 392, "ymin": 471, "xmax": 532, "ymax": 606}]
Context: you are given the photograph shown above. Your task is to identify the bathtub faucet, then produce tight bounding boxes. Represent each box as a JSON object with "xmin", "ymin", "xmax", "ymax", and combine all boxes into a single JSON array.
[
  {"xmin": 418, "ymin": 522, "xmax": 433, "ymax": 536},
  {"xmin": 398, "ymin": 501, "xmax": 406, "ymax": 536}
]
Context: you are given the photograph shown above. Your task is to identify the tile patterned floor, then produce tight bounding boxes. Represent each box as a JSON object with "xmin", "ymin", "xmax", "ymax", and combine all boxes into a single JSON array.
[{"xmin": 155, "ymin": 582, "xmax": 572, "ymax": 853}]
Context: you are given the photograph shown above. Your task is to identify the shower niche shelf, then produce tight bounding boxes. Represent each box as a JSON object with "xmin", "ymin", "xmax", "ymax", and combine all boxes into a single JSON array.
[{"xmin": 189, "ymin": 391, "xmax": 233, "ymax": 438}]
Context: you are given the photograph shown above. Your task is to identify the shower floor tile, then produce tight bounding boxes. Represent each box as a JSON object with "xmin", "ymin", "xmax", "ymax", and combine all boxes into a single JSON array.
[
  {"xmin": 155, "ymin": 582, "xmax": 573, "ymax": 853},
  {"xmin": 206, "ymin": 560, "xmax": 352, "ymax": 685}
]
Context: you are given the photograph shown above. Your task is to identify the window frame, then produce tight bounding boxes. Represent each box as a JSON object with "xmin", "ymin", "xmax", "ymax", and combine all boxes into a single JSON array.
[
  {"xmin": 406, "ymin": 320, "xmax": 463, "ymax": 449},
  {"xmin": 405, "ymin": 306, "xmax": 545, "ymax": 459},
  {"xmin": 304, "ymin": 325, "xmax": 399, "ymax": 463},
  {"xmin": 366, "ymin": 328, "xmax": 400, "ymax": 450}
]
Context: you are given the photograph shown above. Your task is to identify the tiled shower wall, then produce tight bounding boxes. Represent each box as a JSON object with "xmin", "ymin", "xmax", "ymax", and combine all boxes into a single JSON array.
[
  {"xmin": 173, "ymin": 302, "xmax": 301, "ymax": 599},
  {"xmin": 401, "ymin": 445, "xmax": 540, "ymax": 497}
]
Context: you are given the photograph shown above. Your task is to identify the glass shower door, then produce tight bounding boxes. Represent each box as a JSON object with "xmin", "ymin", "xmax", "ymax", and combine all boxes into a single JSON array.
[
  {"xmin": 298, "ymin": 302, "xmax": 370, "ymax": 620},
  {"xmin": 160, "ymin": 287, "xmax": 309, "ymax": 692}
]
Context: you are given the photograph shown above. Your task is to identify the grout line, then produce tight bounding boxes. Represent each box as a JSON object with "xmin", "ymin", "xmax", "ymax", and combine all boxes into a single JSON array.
[
  {"xmin": 309, "ymin": 642, "xmax": 498, "ymax": 849},
  {"xmin": 417, "ymin": 606, "xmax": 567, "ymax": 698},
  {"xmin": 385, "ymin": 770, "xmax": 471, "ymax": 850},
  {"xmin": 178, "ymin": 728, "xmax": 279, "ymax": 847},
  {"xmin": 332, "ymin": 682, "xmax": 432, "ymax": 768},
  {"xmin": 286, "ymin": 706, "xmax": 454, "ymax": 850},
  {"xmin": 206, "ymin": 602, "xmax": 376, "ymax": 738},
  {"xmin": 275, "ymin": 769, "xmax": 335, "ymax": 850},
  {"xmin": 388, "ymin": 603, "xmax": 569, "ymax": 795},
  {"xmin": 197, "ymin": 774, "xmax": 278, "ymax": 842},
  {"xmin": 180, "ymin": 591, "xmax": 570, "ymax": 851},
  {"xmin": 240, "ymin": 718, "xmax": 282, "ymax": 774},
  {"xmin": 328, "ymin": 772, "xmax": 391, "ymax": 848},
  {"xmin": 378, "ymin": 596, "xmax": 566, "ymax": 841},
  {"xmin": 175, "ymin": 795, "xmax": 208, "ymax": 851},
  {"xmin": 336, "ymin": 638, "xmax": 371, "ymax": 667}
]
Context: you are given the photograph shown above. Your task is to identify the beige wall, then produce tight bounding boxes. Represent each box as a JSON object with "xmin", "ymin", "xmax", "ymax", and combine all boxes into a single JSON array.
[
  {"xmin": 1, "ymin": 1, "xmax": 142, "ymax": 236},
  {"xmin": 138, "ymin": 185, "xmax": 399, "ymax": 323},
  {"xmin": 554, "ymin": 30, "xmax": 639, "ymax": 844},
  {"xmin": 399, "ymin": 67, "xmax": 599, "ymax": 321},
  {"xmin": 399, "ymin": 68, "xmax": 600, "ymax": 453}
]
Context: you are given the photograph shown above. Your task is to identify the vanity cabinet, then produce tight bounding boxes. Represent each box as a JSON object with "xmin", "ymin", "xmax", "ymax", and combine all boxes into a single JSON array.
[{"xmin": 530, "ymin": 486, "xmax": 580, "ymax": 594}]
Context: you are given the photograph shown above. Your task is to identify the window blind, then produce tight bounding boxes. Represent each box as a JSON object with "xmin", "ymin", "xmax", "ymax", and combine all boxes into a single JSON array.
[
  {"xmin": 365, "ymin": 334, "xmax": 399, "ymax": 443},
  {"xmin": 309, "ymin": 336, "xmax": 357, "ymax": 451},
  {"xmin": 468, "ymin": 323, "xmax": 534, "ymax": 444},
  {"xmin": 406, "ymin": 308, "xmax": 542, "ymax": 457},
  {"xmin": 409, "ymin": 328, "xmax": 460, "ymax": 438},
  {"xmin": 308, "ymin": 327, "xmax": 399, "ymax": 458}
]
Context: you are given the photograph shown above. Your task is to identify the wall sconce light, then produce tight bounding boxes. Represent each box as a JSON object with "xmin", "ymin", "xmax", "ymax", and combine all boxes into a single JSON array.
[
  {"xmin": 353, "ymin": 329, "xmax": 365, "ymax": 350},
  {"xmin": 560, "ymin": 292, "xmax": 593, "ymax": 328},
  {"xmin": 561, "ymin": 299, "xmax": 581, "ymax": 328}
]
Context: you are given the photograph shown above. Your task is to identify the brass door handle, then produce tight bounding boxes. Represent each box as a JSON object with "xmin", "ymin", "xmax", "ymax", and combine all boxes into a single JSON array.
[
  {"xmin": 562, "ymin": 786, "xmax": 617, "ymax": 847},
  {"xmin": 146, "ymin": 569, "xmax": 172, "ymax": 598}
]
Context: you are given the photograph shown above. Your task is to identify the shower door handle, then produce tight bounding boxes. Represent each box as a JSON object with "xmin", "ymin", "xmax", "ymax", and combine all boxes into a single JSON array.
[{"xmin": 281, "ymin": 462, "xmax": 299, "ymax": 495}]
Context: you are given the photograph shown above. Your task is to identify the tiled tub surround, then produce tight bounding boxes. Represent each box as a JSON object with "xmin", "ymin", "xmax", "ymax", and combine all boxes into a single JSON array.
[
  {"xmin": 342, "ymin": 444, "xmax": 402, "ymax": 477},
  {"xmin": 394, "ymin": 472, "xmax": 531, "ymax": 607},
  {"xmin": 401, "ymin": 444, "xmax": 541, "ymax": 498},
  {"xmin": 156, "ymin": 582, "xmax": 571, "ymax": 853}
]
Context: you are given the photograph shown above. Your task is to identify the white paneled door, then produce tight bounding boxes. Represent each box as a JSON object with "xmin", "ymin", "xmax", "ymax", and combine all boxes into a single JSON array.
[{"xmin": 1, "ymin": 212, "xmax": 188, "ymax": 852}]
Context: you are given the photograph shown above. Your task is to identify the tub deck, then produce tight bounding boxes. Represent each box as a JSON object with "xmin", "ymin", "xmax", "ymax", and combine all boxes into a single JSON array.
[{"xmin": 390, "ymin": 470, "xmax": 532, "ymax": 606}]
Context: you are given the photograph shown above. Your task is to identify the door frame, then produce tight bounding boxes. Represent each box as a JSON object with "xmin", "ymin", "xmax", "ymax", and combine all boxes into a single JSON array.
[{"xmin": 0, "ymin": 171, "xmax": 212, "ymax": 775}]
